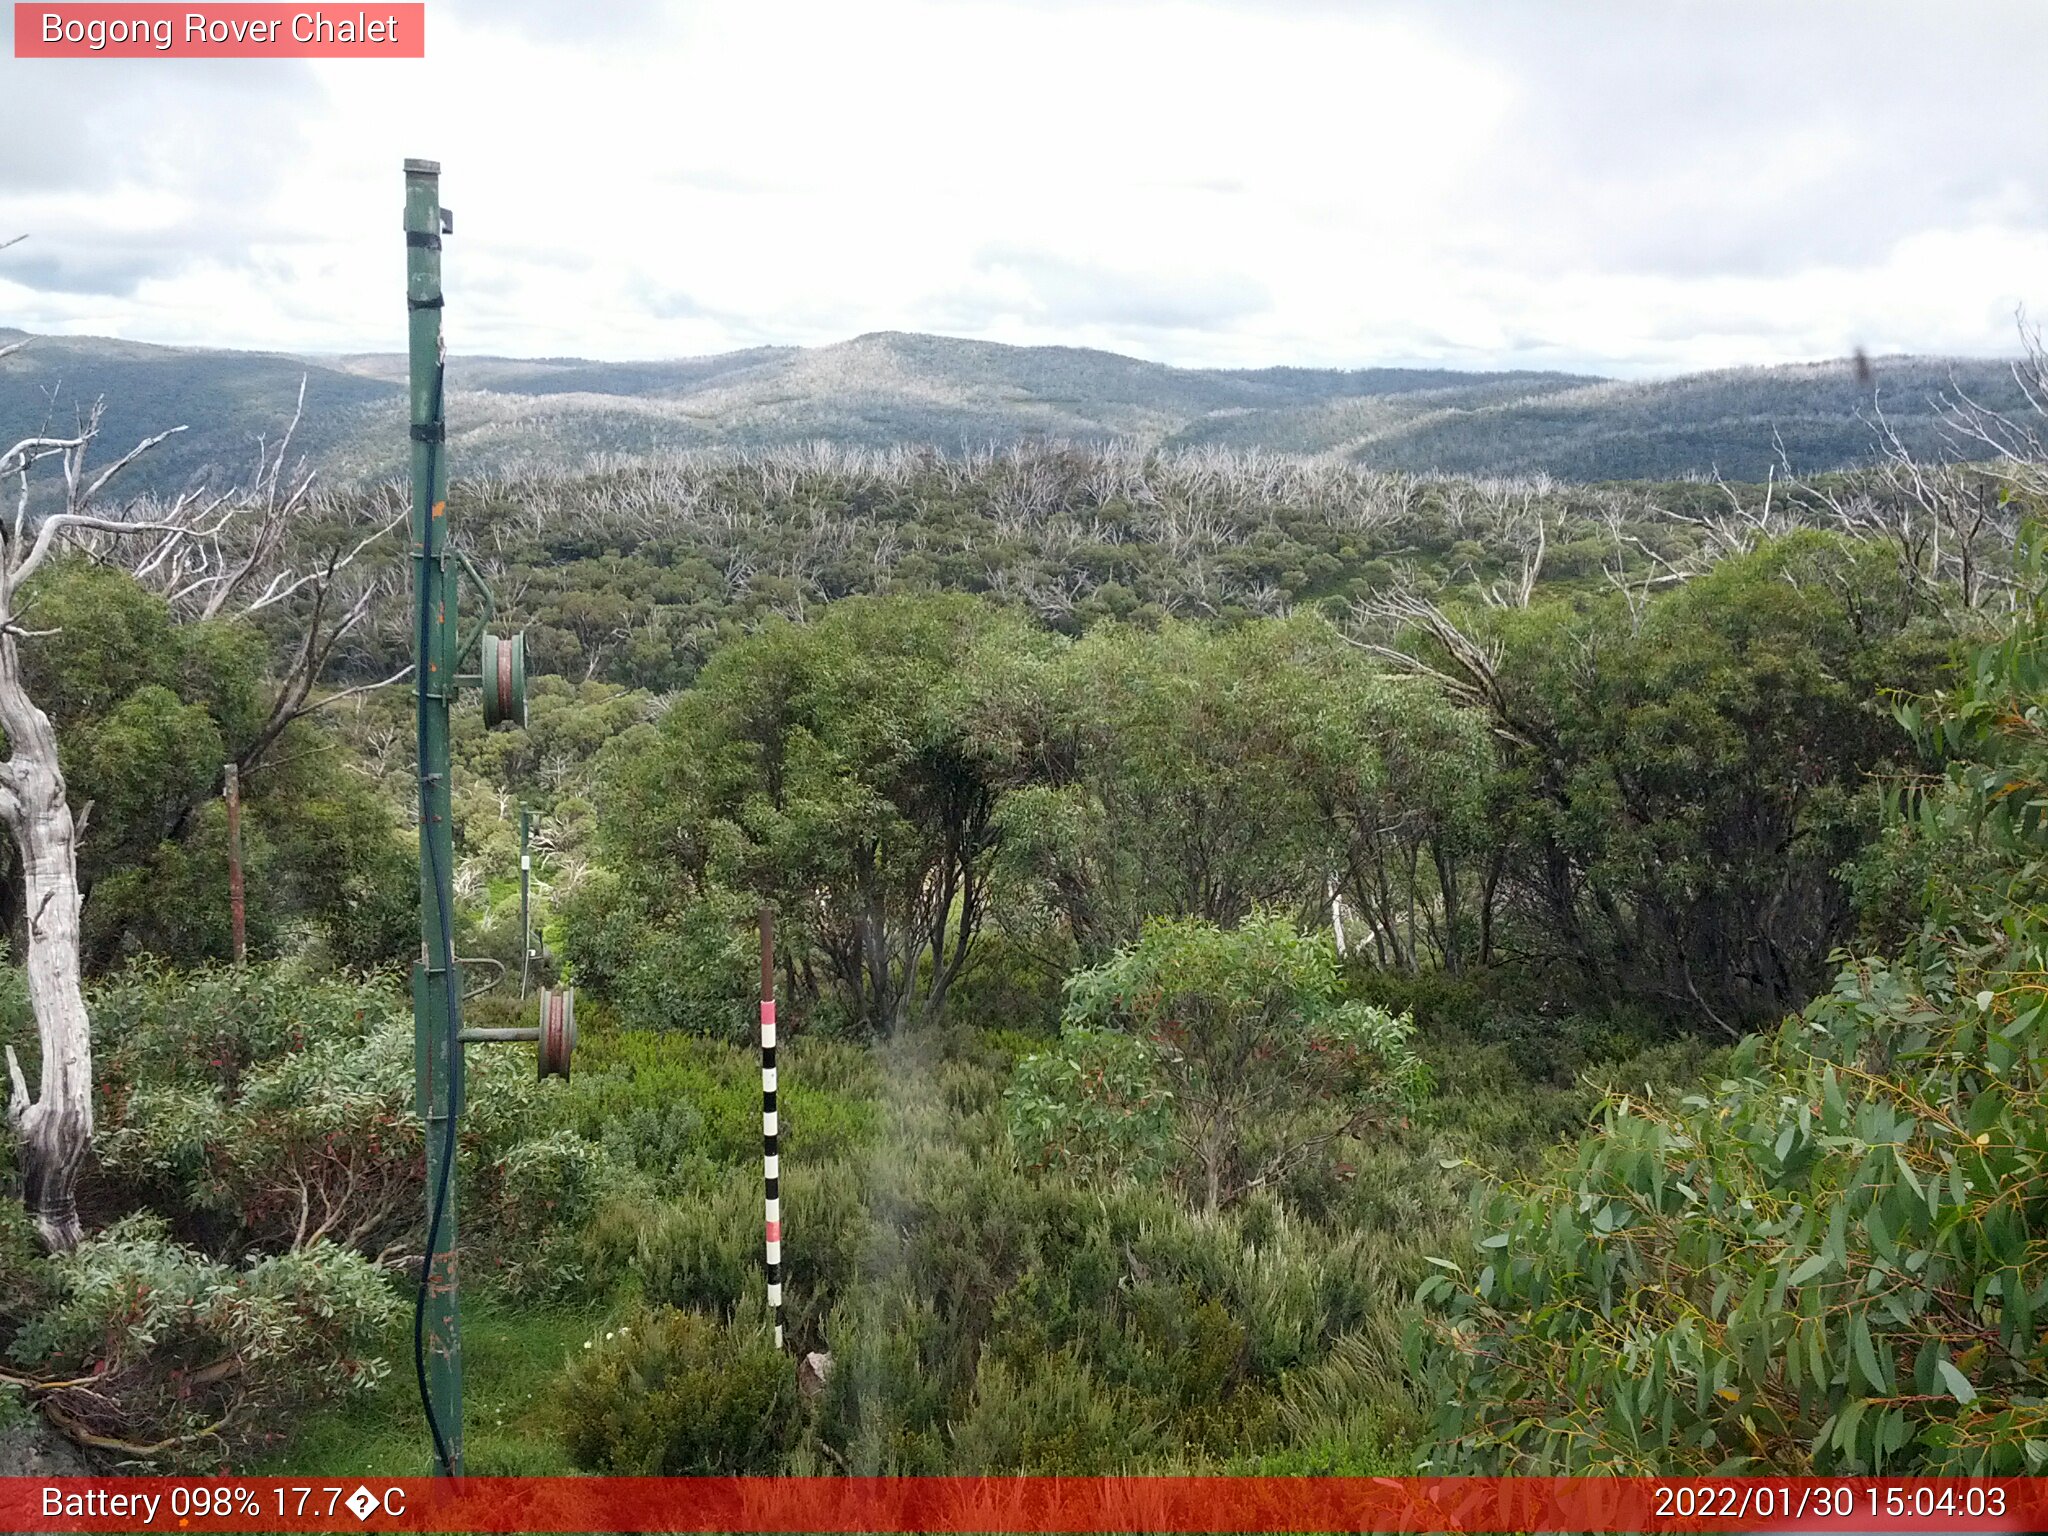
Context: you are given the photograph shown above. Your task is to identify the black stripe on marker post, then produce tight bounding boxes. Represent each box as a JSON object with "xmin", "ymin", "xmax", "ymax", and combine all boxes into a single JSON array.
[{"xmin": 760, "ymin": 906, "xmax": 786, "ymax": 1351}]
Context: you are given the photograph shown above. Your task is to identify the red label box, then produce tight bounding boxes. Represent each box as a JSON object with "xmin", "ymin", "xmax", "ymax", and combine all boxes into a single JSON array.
[
  {"xmin": 13, "ymin": 3, "xmax": 425, "ymax": 57},
  {"xmin": 3, "ymin": 1476, "xmax": 2046, "ymax": 1533}
]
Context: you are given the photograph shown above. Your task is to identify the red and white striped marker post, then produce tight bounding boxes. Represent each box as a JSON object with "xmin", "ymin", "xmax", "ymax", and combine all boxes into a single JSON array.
[{"xmin": 759, "ymin": 906, "xmax": 784, "ymax": 1350}]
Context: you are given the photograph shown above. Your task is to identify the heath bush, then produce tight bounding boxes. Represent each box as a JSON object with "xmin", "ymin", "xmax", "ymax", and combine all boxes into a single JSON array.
[
  {"xmin": 560, "ymin": 1305, "xmax": 798, "ymax": 1474},
  {"xmin": 8, "ymin": 1215, "xmax": 396, "ymax": 1465}
]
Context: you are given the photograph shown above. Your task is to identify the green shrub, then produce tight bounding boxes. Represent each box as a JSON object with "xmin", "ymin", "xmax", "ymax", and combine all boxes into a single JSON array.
[
  {"xmin": 810, "ymin": 1288, "xmax": 954, "ymax": 1474},
  {"xmin": 476, "ymin": 1131, "xmax": 635, "ymax": 1301},
  {"xmin": 1415, "ymin": 956, "xmax": 2048, "ymax": 1473},
  {"xmin": 559, "ymin": 1305, "xmax": 798, "ymax": 1473},
  {"xmin": 1007, "ymin": 1029, "xmax": 1171, "ymax": 1183},
  {"xmin": 802, "ymin": 1145, "xmax": 1426, "ymax": 1473},
  {"xmin": 631, "ymin": 1184, "xmax": 756, "ymax": 1322},
  {"xmin": 979, "ymin": 1026, "xmax": 1055, "ymax": 1067},
  {"xmin": 89, "ymin": 959, "xmax": 394, "ymax": 1102},
  {"xmin": 776, "ymin": 1160, "xmax": 874, "ymax": 1346},
  {"xmin": 1253, "ymin": 1333, "xmax": 1411, "ymax": 1473},
  {"xmin": 559, "ymin": 878, "xmax": 755, "ymax": 1040},
  {"xmin": 1124, "ymin": 1280, "xmax": 1250, "ymax": 1408},
  {"xmin": 950, "ymin": 1351, "xmax": 1165, "ymax": 1473},
  {"xmin": 633, "ymin": 1159, "xmax": 869, "ymax": 1348},
  {"xmin": 91, "ymin": 964, "xmax": 550, "ymax": 1262},
  {"xmin": 97, "ymin": 1002, "xmax": 424, "ymax": 1258},
  {"xmin": 789, "ymin": 1037, "xmax": 891, "ymax": 1102},
  {"xmin": 1345, "ymin": 967, "xmax": 1499, "ymax": 1038},
  {"xmin": 1021, "ymin": 914, "xmax": 1426, "ymax": 1213},
  {"xmin": 594, "ymin": 1099, "xmax": 708, "ymax": 1183},
  {"xmin": 939, "ymin": 928, "xmax": 1069, "ymax": 1037},
  {"xmin": 560, "ymin": 1030, "xmax": 879, "ymax": 1178},
  {"xmin": 8, "ymin": 1215, "xmax": 397, "ymax": 1465},
  {"xmin": 0, "ymin": 1201, "xmax": 57, "ymax": 1353}
]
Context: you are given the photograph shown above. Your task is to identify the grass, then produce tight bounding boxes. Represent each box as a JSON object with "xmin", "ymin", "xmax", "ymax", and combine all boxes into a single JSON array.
[{"xmin": 255, "ymin": 1293, "xmax": 617, "ymax": 1477}]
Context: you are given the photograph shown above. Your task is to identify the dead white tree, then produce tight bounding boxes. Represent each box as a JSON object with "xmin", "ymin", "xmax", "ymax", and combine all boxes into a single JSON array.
[
  {"xmin": 0, "ymin": 388, "xmax": 401, "ymax": 1249},
  {"xmin": 1346, "ymin": 586, "xmax": 1532, "ymax": 748},
  {"xmin": 0, "ymin": 412, "xmax": 213, "ymax": 1247},
  {"xmin": 1792, "ymin": 379, "xmax": 2029, "ymax": 611},
  {"xmin": 1856, "ymin": 319, "xmax": 2048, "ymax": 530},
  {"xmin": 1481, "ymin": 494, "xmax": 1552, "ymax": 611}
]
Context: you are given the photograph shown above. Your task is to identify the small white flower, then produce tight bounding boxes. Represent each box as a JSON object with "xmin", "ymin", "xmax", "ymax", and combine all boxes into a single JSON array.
[{"xmin": 583, "ymin": 1340, "xmax": 592, "ymax": 1349}]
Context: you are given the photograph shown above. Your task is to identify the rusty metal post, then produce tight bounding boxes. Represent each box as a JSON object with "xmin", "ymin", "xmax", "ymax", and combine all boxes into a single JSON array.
[{"xmin": 223, "ymin": 762, "xmax": 246, "ymax": 964}]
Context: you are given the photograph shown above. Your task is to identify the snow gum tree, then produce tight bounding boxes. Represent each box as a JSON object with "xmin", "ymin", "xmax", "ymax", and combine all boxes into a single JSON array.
[{"xmin": 0, "ymin": 383, "xmax": 398, "ymax": 1248}]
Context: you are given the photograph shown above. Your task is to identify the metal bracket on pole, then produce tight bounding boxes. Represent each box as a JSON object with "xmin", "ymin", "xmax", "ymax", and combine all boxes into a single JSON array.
[{"xmin": 459, "ymin": 988, "xmax": 575, "ymax": 1078}]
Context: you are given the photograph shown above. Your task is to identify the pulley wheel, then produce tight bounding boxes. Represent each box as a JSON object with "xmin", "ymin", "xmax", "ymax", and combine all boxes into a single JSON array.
[
  {"xmin": 481, "ymin": 631, "xmax": 527, "ymax": 730},
  {"xmin": 537, "ymin": 985, "xmax": 576, "ymax": 1080}
]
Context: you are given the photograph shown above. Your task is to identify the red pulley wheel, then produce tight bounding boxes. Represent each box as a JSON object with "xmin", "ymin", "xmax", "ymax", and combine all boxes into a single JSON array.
[
  {"xmin": 537, "ymin": 986, "xmax": 575, "ymax": 1079},
  {"xmin": 481, "ymin": 632, "xmax": 527, "ymax": 730}
]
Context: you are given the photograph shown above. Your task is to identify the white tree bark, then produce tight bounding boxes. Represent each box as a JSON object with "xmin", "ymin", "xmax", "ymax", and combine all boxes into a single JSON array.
[{"xmin": 0, "ymin": 626, "xmax": 91, "ymax": 1250}]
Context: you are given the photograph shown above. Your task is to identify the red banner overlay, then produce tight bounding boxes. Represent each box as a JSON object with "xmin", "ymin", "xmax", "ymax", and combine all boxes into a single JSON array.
[
  {"xmin": 13, "ymin": 4, "xmax": 424, "ymax": 57},
  {"xmin": 0, "ymin": 1478, "xmax": 2044, "ymax": 1533}
]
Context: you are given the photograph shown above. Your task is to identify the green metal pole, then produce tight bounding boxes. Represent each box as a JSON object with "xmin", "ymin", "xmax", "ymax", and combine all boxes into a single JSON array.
[{"xmin": 405, "ymin": 156, "xmax": 463, "ymax": 1477}]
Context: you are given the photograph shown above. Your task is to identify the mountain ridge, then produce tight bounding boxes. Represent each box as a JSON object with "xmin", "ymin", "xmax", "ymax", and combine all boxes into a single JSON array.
[{"xmin": 0, "ymin": 325, "xmax": 2027, "ymax": 488}]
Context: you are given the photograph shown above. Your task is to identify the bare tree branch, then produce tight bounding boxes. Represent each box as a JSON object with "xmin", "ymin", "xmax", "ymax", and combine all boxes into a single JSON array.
[{"xmin": 77, "ymin": 425, "xmax": 188, "ymax": 511}]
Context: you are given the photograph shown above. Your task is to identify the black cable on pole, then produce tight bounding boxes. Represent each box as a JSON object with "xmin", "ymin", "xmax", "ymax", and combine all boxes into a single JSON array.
[{"xmin": 412, "ymin": 357, "xmax": 461, "ymax": 1478}]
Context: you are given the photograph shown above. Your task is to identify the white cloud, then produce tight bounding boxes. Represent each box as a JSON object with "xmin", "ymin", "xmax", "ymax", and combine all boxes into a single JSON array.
[{"xmin": 1, "ymin": 0, "xmax": 2042, "ymax": 376}]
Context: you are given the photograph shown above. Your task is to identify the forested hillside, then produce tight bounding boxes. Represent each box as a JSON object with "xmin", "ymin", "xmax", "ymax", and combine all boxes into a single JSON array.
[
  {"xmin": 1307, "ymin": 357, "xmax": 2046, "ymax": 483},
  {"xmin": 7, "ymin": 325, "xmax": 2032, "ymax": 493},
  {"xmin": 0, "ymin": 369, "xmax": 2043, "ymax": 1475},
  {"xmin": 0, "ymin": 329, "xmax": 391, "ymax": 495}
]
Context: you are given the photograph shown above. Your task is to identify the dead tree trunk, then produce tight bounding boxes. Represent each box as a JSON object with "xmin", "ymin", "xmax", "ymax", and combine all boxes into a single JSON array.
[{"xmin": 0, "ymin": 630, "xmax": 91, "ymax": 1250}]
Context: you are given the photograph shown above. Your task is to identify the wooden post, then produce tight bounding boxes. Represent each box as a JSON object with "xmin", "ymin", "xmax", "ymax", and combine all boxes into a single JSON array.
[
  {"xmin": 759, "ymin": 905, "xmax": 784, "ymax": 1349},
  {"xmin": 223, "ymin": 762, "xmax": 246, "ymax": 964}
]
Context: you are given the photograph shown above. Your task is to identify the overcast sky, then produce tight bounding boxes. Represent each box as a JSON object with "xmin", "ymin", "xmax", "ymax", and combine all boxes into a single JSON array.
[{"xmin": 2, "ymin": 0, "xmax": 2044, "ymax": 377}]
